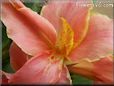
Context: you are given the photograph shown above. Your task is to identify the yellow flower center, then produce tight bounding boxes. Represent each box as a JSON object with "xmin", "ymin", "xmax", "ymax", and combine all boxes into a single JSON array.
[{"xmin": 52, "ymin": 17, "xmax": 75, "ymax": 62}]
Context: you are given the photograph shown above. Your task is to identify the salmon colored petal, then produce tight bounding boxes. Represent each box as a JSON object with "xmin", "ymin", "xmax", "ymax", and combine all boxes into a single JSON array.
[
  {"xmin": 69, "ymin": 14, "xmax": 113, "ymax": 62},
  {"xmin": 41, "ymin": 0, "xmax": 91, "ymax": 31},
  {"xmin": 93, "ymin": 56, "xmax": 113, "ymax": 84},
  {"xmin": 68, "ymin": 59, "xmax": 94, "ymax": 79},
  {"xmin": 41, "ymin": 0, "xmax": 92, "ymax": 45},
  {"xmin": 0, "ymin": 71, "xmax": 12, "ymax": 84},
  {"xmin": 9, "ymin": 52, "xmax": 70, "ymax": 84},
  {"xmin": 10, "ymin": 42, "xmax": 28, "ymax": 71},
  {"xmin": 1, "ymin": 0, "xmax": 57, "ymax": 56},
  {"xmin": 68, "ymin": 56, "xmax": 113, "ymax": 84}
]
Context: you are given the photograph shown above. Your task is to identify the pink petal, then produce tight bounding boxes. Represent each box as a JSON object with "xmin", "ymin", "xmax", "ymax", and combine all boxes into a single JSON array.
[
  {"xmin": 10, "ymin": 42, "xmax": 28, "ymax": 71},
  {"xmin": 68, "ymin": 56, "xmax": 113, "ymax": 84},
  {"xmin": 69, "ymin": 14, "xmax": 113, "ymax": 62},
  {"xmin": 41, "ymin": 0, "xmax": 92, "ymax": 44},
  {"xmin": 9, "ymin": 52, "xmax": 71, "ymax": 84},
  {"xmin": 1, "ymin": 0, "xmax": 57, "ymax": 56}
]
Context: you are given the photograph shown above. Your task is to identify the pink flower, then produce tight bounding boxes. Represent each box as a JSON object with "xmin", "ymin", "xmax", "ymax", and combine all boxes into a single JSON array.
[{"xmin": 1, "ymin": 0, "xmax": 113, "ymax": 85}]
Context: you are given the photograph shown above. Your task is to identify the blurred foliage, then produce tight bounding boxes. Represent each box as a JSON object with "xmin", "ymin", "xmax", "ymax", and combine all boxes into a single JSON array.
[
  {"xmin": 93, "ymin": 0, "xmax": 97, "ymax": 4},
  {"xmin": 24, "ymin": 1, "xmax": 43, "ymax": 14},
  {"xmin": 2, "ymin": 1, "xmax": 93, "ymax": 85},
  {"xmin": 2, "ymin": 24, "xmax": 13, "ymax": 73}
]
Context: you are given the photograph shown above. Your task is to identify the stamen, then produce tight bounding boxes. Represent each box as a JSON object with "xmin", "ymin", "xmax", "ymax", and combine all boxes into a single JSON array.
[{"xmin": 55, "ymin": 17, "xmax": 75, "ymax": 57}]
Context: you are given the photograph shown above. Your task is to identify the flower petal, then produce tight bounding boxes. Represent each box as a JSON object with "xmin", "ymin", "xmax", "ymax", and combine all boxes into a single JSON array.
[
  {"xmin": 68, "ymin": 56, "xmax": 113, "ymax": 84},
  {"xmin": 9, "ymin": 52, "xmax": 70, "ymax": 84},
  {"xmin": 41, "ymin": 0, "xmax": 92, "ymax": 46},
  {"xmin": 93, "ymin": 56, "xmax": 113, "ymax": 84},
  {"xmin": 41, "ymin": 0, "xmax": 91, "ymax": 30},
  {"xmin": 56, "ymin": 65, "xmax": 72, "ymax": 84},
  {"xmin": 1, "ymin": 0, "xmax": 57, "ymax": 56},
  {"xmin": 69, "ymin": 14, "xmax": 113, "ymax": 62},
  {"xmin": 0, "ymin": 71, "xmax": 12, "ymax": 84},
  {"xmin": 10, "ymin": 42, "xmax": 28, "ymax": 71},
  {"xmin": 68, "ymin": 59, "xmax": 94, "ymax": 79}
]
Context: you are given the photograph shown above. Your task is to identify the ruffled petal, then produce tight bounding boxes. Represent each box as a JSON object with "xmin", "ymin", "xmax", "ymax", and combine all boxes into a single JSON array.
[
  {"xmin": 69, "ymin": 14, "xmax": 113, "ymax": 62},
  {"xmin": 1, "ymin": 0, "xmax": 57, "ymax": 56},
  {"xmin": 9, "ymin": 52, "xmax": 70, "ymax": 84},
  {"xmin": 68, "ymin": 56, "xmax": 113, "ymax": 84},
  {"xmin": 41, "ymin": 0, "xmax": 92, "ymax": 45},
  {"xmin": 10, "ymin": 42, "xmax": 28, "ymax": 71}
]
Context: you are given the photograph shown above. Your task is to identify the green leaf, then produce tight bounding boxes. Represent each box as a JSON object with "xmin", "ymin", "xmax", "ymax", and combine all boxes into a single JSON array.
[{"xmin": 70, "ymin": 73, "xmax": 93, "ymax": 85}]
